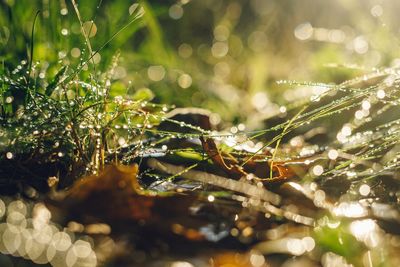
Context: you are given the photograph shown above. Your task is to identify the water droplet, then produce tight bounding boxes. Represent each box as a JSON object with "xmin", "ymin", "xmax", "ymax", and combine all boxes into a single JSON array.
[
  {"xmin": 178, "ymin": 43, "xmax": 192, "ymax": 58},
  {"xmin": 178, "ymin": 74, "xmax": 192, "ymax": 88},
  {"xmin": 371, "ymin": 5, "xmax": 383, "ymax": 17},
  {"xmin": 312, "ymin": 165, "xmax": 324, "ymax": 176},
  {"xmin": 328, "ymin": 149, "xmax": 339, "ymax": 160},
  {"xmin": 60, "ymin": 8, "xmax": 68, "ymax": 15},
  {"xmin": 302, "ymin": 236, "xmax": 316, "ymax": 252},
  {"xmin": 147, "ymin": 65, "xmax": 165, "ymax": 81},
  {"xmin": 82, "ymin": 21, "xmax": 97, "ymax": 38},
  {"xmin": 61, "ymin": 28, "xmax": 69, "ymax": 36},
  {"xmin": 5, "ymin": 96, "xmax": 13, "ymax": 103},
  {"xmin": 294, "ymin": 22, "xmax": 313, "ymax": 40},
  {"xmin": 359, "ymin": 184, "xmax": 371, "ymax": 196},
  {"xmin": 71, "ymin": 47, "xmax": 81, "ymax": 58},
  {"xmin": 377, "ymin": 89, "xmax": 385, "ymax": 99},
  {"xmin": 169, "ymin": 4, "xmax": 183, "ymax": 20},
  {"xmin": 3, "ymin": 150, "xmax": 13, "ymax": 160},
  {"xmin": 362, "ymin": 100, "xmax": 371, "ymax": 110},
  {"xmin": 211, "ymin": 41, "xmax": 229, "ymax": 58}
]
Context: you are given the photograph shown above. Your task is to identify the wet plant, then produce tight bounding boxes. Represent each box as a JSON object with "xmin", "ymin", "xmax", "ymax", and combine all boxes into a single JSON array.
[{"xmin": 0, "ymin": 1, "xmax": 154, "ymax": 190}]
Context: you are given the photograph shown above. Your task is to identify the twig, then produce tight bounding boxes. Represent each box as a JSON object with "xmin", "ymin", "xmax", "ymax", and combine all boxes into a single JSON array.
[{"xmin": 148, "ymin": 158, "xmax": 281, "ymax": 205}]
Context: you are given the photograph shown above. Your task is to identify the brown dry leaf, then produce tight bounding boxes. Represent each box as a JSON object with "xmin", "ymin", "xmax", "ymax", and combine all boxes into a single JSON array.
[
  {"xmin": 201, "ymin": 137, "xmax": 300, "ymax": 183},
  {"xmin": 201, "ymin": 137, "xmax": 248, "ymax": 179},
  {"xmin": 48, "ymin": 164, "xmax": 198, "ymax": 234},
  {"xmin": 68, "ymin": 164, "xmax": 142, "ymax": 199}
]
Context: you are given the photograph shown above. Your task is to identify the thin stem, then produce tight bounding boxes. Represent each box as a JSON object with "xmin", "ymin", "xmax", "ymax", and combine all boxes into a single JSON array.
[{"xmin": 269, "ymin": 106, "xmax": 307, "ymax": 179}]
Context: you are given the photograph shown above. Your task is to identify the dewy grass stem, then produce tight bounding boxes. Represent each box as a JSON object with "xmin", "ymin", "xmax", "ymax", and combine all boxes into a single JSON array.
[{"xmin": 269, "ymin": 105, "xmax": 307, "ymax": 179}]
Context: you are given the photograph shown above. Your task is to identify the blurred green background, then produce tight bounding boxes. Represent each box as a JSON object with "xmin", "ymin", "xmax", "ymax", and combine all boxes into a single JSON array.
[{"xmin": 1, "ymin": 0, "xmax": 400, "ymax": 125}]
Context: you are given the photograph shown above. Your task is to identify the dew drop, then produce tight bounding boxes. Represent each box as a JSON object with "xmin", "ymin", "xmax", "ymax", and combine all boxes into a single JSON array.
[
  {"xmin": 82, "ymin": 21, "xmax": 97, "ymax": 38},
  {"xmin": 312, "ymin": 165, "xmax": 324, "ymax": 176},
  {"xmin": 359, "ymin": 184, "xmax": 371, "ymax": 196},
  {"xmin": 328, "ymin": 149, "xmax": 339, "ymax": 160},
  {"xmin": 169, "ymin": 4, "xmax": 184, "ymax": 20}
]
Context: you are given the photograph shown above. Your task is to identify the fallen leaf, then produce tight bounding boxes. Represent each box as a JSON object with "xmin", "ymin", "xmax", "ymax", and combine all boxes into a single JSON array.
[
  {"xmin": 200, "ymin": 137, "xmax": 248, "ymax": 179},
  {"xmin": 47, "ymin": 164, "xmax": 198, "ymax": 236}
]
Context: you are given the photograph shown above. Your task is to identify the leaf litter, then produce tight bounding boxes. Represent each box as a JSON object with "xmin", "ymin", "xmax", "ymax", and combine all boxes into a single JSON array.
[{"xmin": 34, "ymin": 70, "xmax": 400, "ymax": 266}]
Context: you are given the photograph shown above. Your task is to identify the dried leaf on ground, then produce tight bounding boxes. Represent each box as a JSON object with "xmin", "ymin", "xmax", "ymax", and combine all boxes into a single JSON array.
[{"xmin": 47, "ymin": 164, "xmax": 199, "ymax": 238}]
